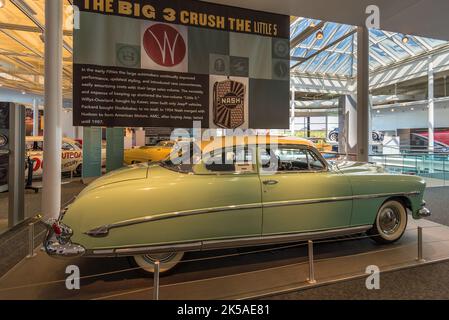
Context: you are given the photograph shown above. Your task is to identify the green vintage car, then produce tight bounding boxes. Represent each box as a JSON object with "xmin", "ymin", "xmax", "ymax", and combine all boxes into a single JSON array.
[{"xmin": 44, "ymin": 136, "xmax": 430, "ymax": 274}]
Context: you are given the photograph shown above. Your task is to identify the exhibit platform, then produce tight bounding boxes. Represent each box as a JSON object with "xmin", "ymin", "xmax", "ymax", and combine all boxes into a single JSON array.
[{"xmin": 0, "ymin": 217, "xmax": 449, "ymax": 300}]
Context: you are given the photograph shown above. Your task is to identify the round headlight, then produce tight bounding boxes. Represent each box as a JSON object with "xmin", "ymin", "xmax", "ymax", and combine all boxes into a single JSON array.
[{"xmin": 0, "ymin": 134, "xmax": 7, "ymax": 147}]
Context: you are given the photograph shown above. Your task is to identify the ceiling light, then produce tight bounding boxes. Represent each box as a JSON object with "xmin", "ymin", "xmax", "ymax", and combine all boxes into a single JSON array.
[
  {"xmin": 310, "ymin": 21, "xmax": 316, "ymax": 27},
  {"xmin": 376, "ymin": 110, "xmax": 380, "ymax": 113},
  {"xmin": 21, "ymin": 90, "xmax": 26, "ymax": 95},
  {"xmin": 411, "ymin": 107, "xmax": 414, "ymax": 111},
  {"xmin": 316, "ymin": 30, "xmax": 324, "ymax": 40},
  {"xmin": 0, "ymin": 0, "xmax": 5, "ymax": 9},
  {"xmin": 402, "ymin": 35, "xmax": 409, "ymax": 44},
  {"xmin": 391, "ymin": 109, "xmax": 395, "ymax": 112}
]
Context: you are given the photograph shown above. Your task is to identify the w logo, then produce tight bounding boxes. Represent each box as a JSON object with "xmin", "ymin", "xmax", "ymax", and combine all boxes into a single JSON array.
[{"xmin": 143, "ymin": 23, "xmax": 187, "ymax": 68}]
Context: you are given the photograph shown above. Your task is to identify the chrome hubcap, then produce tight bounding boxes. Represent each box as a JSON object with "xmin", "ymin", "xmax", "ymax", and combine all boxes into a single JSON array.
[
  {"xmin": 142, "ymin": 252, "xmax": 177, "ymax": 264},
  {"xmin": 379, "ymin": 207, "xmax": 400, "ymax": 235}
]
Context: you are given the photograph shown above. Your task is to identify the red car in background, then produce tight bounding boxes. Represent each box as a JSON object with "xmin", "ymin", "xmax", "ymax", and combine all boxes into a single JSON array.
[{"xmin": 418, "ymin": 130, "xmax": 449, "ymax": 147}]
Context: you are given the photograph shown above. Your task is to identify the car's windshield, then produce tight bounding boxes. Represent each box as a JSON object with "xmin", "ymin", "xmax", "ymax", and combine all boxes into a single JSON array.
[
  {"xmin": 159, "ymin": 142, "xmax": 198, "ymax": 173},
  {"xmin": 157, "ymin": 141, "xmax": 175, "ymax": 147}
]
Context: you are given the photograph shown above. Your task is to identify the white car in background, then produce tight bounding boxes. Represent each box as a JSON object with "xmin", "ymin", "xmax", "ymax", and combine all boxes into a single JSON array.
[{"xmin": 26, "ymin": 136, "xmax": 106, "ymax": 178}]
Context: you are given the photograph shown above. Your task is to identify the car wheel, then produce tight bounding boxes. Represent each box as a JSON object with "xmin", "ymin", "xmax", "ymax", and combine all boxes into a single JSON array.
[
  {"xmin": 329, "ymin": 132, "xmax": 338, "ymax": 141},
  {"xmin": 372, "ymin": 132, "xmax": 379, "ymax": 141},
  {"xmin": 129, "ymin": 252, "xmax": 184, "ymax": 275},
  {"xmin": 368, "ymin": 200, "xmax": 408, "ymax": 244}
]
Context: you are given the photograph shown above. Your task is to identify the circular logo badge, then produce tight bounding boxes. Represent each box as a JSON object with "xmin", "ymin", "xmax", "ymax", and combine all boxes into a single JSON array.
[
  {"xmin": 274, "ymin": 40, "xmax": 289, "ymax": 58},
  {"xmin": 117, "ymin": 45, "xmax": 139, "ymax": 67},
  {"xmin": 143, "ymin": 24, "xmax": 186, "ymax": 67}
]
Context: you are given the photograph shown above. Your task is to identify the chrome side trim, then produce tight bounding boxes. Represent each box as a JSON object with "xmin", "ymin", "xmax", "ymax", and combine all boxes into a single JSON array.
[
  {"xmin": 264, "ymin": 190, "xmax": 420, "ymax": 208},
  {"xmin": 201, "ymin": 225, "xmax": 372, "ymax": 251},
  {"xmin": 84, "ymin": 203, "xmax": 262, "ymax": 237},
  {"xmin": 262, "ymin": 196, "xmax": 353, "ymax": 208},
  {"xmin": 84, "ymin": 225, "xmax": 372, "ymax": 257},
  {"xmin": 84, "ymin": 191, "xmax": 421, "ymax": 237},
  {"xmin": 115, "ymin": 242, "xmax": 202, "ymax": 255},
  {"xmin": 352, "ymin": 191, "xmax": 421, "ymax": 199}
]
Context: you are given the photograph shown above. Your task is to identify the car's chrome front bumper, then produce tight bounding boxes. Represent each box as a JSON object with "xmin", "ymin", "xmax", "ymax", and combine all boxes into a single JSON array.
[
  {"xmin": 43, "ymin": 219, "xmax": 85, "ymax": 258},
  {"xmin": 417, "ymin": 201, "xmax": 431, "ymax": 218}
]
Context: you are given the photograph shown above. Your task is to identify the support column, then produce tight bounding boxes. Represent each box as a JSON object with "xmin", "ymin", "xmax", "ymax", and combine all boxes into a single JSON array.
[
  {"xmin": 290, "ymin": 87, "xmax": 296, "ymax": 136},
  {"xmin": 428, "ymin": 56, "xmax": 435, "ymax": 152},
  {"xmin": 8, "ymin": 104, "xmax": 25, "ymax": 227},
  {"xmin": 306, "ymin": 116, "xmax": 311, "ymax": 138},
  {"xmin": 338, "ymin": 95, "xmax": 357, "ymax": 156},
  {"xmin": 32, "ymin": 99, "xmax": 39, "ymax": 136},
  {"xmin": 356, "ymin": 26, "xmax": 370, "ymax": 162},
  {"xmin": 42, "ymin": 0, "xmax": 63, "ymax": 220}
]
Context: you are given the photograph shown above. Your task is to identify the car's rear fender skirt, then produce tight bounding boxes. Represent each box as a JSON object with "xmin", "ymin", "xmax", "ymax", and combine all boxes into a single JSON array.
[{"xmin": 83, "ymin": 224, "xmax": 372, "ymax": 258}]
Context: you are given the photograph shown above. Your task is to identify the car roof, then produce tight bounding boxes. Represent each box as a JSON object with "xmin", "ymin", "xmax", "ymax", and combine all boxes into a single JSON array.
[{"xmin": 26, "ymin": 136, "xmax": 77, "ymax": 144}]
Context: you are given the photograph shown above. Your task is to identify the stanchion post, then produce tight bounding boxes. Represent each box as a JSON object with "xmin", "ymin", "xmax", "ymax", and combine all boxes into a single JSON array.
[
  {"xmin": 153, "ymin": 261, "xmax": 160, "ymax": 300},
  {"xmin": 417, "ymin": 226, "xmax": 425, "ymax": 262},
  {"xmin": 26, "ymin": 222, "xmax": 37, "ymax": 258},
  {"xmin": 307, "ymin": 240, "xmax": 316, "ymax": 284}
]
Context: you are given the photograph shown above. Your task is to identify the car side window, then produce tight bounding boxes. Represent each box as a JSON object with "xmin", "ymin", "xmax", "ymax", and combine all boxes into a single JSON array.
[
  {"xmin": 307, "ymin": 150, "xmax": 325, "ymax": 170},
  {"xmin": 260, "ymin": 146, "xmax": 325, "ymax": 173},
  {"xmin": 203, "ymin": 147, "xmax": 256, "ymax": 174},
  {"xmin": 26, "ymin": 141, "xmax": 43, "ymax": 151},
  {"xmin": 62, "ymin": 142, "xmax": 74, "ymax": 151}
]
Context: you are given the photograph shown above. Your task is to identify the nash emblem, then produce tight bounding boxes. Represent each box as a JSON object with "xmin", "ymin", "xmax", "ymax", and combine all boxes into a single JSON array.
[{"xmin": 213, "ymin": 80, "xmax": 246, "ymax": 129}]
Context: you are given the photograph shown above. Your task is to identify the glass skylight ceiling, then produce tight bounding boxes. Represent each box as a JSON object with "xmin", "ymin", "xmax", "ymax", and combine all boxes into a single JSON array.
[{"xmin": 290, "ymin": 17, "xmax": 448, "ymax": 77}]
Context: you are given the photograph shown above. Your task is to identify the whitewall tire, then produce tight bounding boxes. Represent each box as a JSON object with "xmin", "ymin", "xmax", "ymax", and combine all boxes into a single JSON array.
[
  {"xmin": 369, "ymin": 200, "xmax": 408, "ymax": 244},
  {"xmin": 130, "ymin": 252, "xmax": 184, "ymax": 275}
]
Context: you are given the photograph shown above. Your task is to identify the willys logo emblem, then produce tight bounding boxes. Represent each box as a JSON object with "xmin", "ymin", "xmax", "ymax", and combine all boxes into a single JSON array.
[
  {"xmin": 213, "ymin": 80, "xmax": 246, "ymax": 129},
  {"xmin": 143, "ymin": 23, "xmax": 186, "ymax": 67}
]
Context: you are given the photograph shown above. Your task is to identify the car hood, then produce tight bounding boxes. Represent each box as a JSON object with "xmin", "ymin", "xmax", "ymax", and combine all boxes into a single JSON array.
[
  {"xmin": 332, "ymin": 161, "xmax": 385, "ymax": 174},
  {"xmin": 79, "ymin": 163, "xmax": 150, "ymax": 195}
]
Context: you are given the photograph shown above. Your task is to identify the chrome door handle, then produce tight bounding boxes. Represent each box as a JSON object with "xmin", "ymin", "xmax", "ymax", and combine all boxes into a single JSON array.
[{"xmin": 263, "ymin": 180, "xmax": 279, "ymax": 185}]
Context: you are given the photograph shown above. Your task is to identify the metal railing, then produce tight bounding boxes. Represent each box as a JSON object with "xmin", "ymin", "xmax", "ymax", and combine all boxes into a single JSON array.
[
  {"xmin": 0, "ymin": 224, "xmax": 446, "ymax": 300},
  {"xmin": 369, "ymin": 153, "xmax": 449, "ymax": 187}
]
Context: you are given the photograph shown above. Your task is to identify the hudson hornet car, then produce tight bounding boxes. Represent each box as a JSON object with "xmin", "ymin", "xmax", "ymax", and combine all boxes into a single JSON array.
[{"xmin": 44, "ymin": 136, "xmax": 431, "ymax": 274}]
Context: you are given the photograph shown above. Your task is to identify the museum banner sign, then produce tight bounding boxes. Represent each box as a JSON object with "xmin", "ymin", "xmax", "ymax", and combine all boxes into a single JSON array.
[{"xmin": 73, "ymin": 0, "xmax": 291, "ymax": 129}]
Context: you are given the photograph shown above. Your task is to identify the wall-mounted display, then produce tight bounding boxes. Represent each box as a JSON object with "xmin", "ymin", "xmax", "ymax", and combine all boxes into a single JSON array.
[{"xmin": 73, "ymin": 0, "xmax": 290, "ymax": 129}]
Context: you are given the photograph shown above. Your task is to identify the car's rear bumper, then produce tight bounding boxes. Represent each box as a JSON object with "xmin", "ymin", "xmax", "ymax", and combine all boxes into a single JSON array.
[{"xmin": 42, "ymin": 218, "xmax": 86, "ymax": 258}]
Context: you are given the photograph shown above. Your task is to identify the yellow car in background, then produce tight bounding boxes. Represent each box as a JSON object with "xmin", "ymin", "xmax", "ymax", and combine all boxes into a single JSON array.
[
  {"xmin": 308, "ymin": 138, "xmax": 333, "ymax": 153},
  {"xmin": 124, "ymin": 140, "xmax": 175, "ymax": 165}
]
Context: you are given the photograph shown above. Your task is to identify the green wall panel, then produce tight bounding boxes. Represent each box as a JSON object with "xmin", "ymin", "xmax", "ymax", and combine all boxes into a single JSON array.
[
  {"xmin": 82, "ymin": 127, "xmax": 102, "ymax": 178},
  {"xmin": 106, "ymin": 128, "xmax": 124, "ymax": 172}
]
